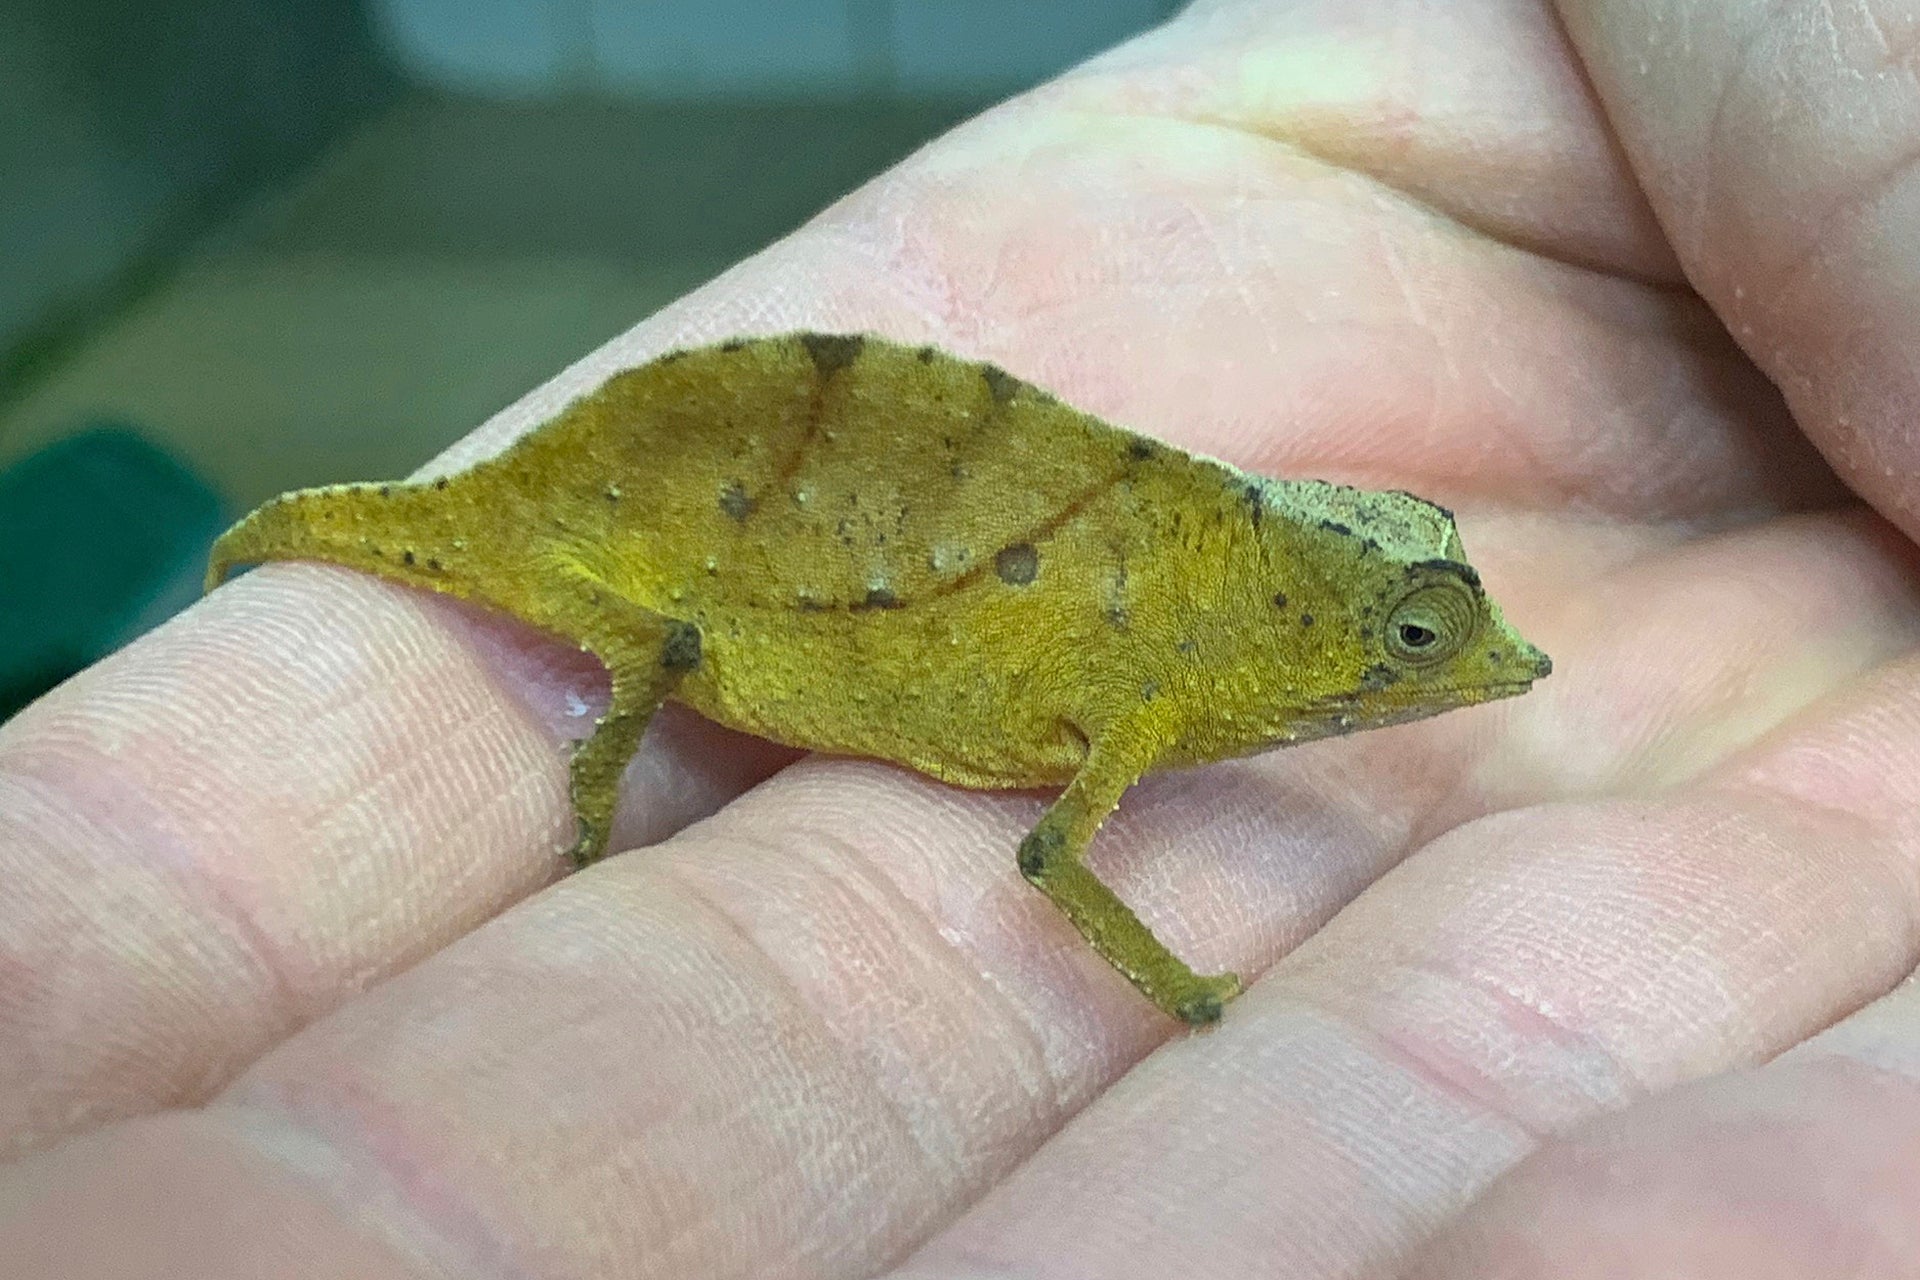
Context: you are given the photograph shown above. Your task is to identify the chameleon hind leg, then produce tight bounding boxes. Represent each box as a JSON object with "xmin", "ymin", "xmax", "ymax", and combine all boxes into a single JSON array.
[
  {"xmin": 539, "ymin": 571, "xmax": 702, "ymax": 867},
  {"xmin": 1018, "ymin": 723, "xmax": 1242, "ymax": 1025}
]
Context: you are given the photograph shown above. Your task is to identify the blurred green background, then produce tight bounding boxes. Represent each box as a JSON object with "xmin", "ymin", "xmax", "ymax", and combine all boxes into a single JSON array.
[{"xmin": 0, "ymin": 0, "xmax": 1180, "ymax": 717}]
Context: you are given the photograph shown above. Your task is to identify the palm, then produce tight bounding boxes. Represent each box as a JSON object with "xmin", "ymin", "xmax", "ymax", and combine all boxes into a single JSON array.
[{"xmin": 7, "ymin": 2, "xmax": 1920, "ymax": 1278}]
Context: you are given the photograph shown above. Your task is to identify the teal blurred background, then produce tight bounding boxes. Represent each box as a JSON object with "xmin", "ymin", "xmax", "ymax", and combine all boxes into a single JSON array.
[{"xmin": 0, "ymin": 0, "xmax": 1180, "ymax": 717}]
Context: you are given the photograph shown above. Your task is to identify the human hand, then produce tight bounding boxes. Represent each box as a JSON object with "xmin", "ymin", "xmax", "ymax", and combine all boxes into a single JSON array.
[{"xmin": 6, "ymin": 1, "xmax": 1920, "ymax": 1276}]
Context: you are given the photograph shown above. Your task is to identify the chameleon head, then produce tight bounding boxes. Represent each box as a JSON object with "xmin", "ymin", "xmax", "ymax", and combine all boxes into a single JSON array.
[{"xmin": 1240, "ymin": 478, "xmax": 1551, "ymax": 742}]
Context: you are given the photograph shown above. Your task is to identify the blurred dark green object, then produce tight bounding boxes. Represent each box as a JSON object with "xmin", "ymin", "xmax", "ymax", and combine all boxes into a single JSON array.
[{"xmin": 0, "ymin": 426, "xmax": 224, "ymax": 720}]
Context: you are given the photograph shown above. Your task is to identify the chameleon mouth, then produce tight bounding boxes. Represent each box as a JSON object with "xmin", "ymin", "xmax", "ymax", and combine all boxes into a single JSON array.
[
  {"xmin": 1469, "ymin": 679, "xmax": 1543, "ymax": 700},
  {"xmin": 1298, "ymin": 676, "xmax": 1540, "ymax": 738}
]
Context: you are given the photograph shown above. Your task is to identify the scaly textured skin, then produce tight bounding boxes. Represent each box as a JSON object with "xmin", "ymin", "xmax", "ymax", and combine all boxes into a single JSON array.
[{"xmin": 206, "ymin": 332, "xmax": 1551, "ymax": 1023}]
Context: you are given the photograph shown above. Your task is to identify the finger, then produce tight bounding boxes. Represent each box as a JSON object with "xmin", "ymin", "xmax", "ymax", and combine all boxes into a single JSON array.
[
  {"xmin": 1560, "ymin": 0, "xmax": 1920, "ymax": 538},
  {"xmin": 1402, "ymin": 979, "xmax": 1920, "ymax": 1279},
  {"xmin": 885, "ymin": 543, "xmax": 1920, "ymax": 1280},
  {"xmin": 1087, "ymin": 0, "xmax": 1677, "ymax": 282},
  {"xmin": 0, "ymin": 565, "xmax": 795, "ymax": 1159},
  {"xmin": 0, "ymin": 748, "xmax": 1491, "ymax": 1280}
]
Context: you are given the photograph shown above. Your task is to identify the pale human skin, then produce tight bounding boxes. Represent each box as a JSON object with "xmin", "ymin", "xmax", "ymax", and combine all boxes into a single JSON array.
[{"xmin": 6, "ymin": 0, "xmax": 1920, "ymax": 1275}]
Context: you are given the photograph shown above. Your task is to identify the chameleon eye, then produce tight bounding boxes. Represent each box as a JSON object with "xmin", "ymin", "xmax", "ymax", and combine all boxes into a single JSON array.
[{"xmin": 1385, "ymin": 582, "xmax": 1474, "ymax": 666}]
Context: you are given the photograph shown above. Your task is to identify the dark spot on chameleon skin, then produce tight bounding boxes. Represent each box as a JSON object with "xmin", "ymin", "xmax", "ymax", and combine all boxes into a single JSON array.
[
  {"xmin": 1018, "ymin": 826, "xmax": 1064, "ymax": 877},
  {"xmin": 427, "ymin": 558, "xmax": 443, "ymax": 572},
  {"xmin": 1242, "ymin": 483, "xmax": 1265, "ymax": 529},
  {"xmin": 1128, "ymin": 439, "xmax": 1157, "ymax": 462},
  {"xmin": 402, "ymin": 550, "xmax": 416, "ymax": 566},
  {"xmin": 1411, "ymin": 558, "xmax": 1482, "ymax": 589},
  {"xmin": 1141, "ymin": 679, "xmax": 1160, "ymax": 702},
  {"xmin": 981, "ymin": 364, "xmax": 1022, "ymax": 405},
  {"xmin": 995, "ymin": 542, "xmax": 1039, "ymax": 585},
  {"xmin": 1176, "ymin": 638, "xmax": 1197, "ymax": 656},
  {"xmin": 719, "ymin": 481, "xmax": 756, "ymax": 522},
  {"xmin": 856, "ymin": 586, "xmax": 904, "ymax": 610},
  {"xmin": 917, "ymin": 346, "xmax": 938, "ymax": 363},
  {"xmin": 433, "ymin": 477, "xmax": 449, "ymax": 491},
  {"xmin": 1318, "ymin": 518, "xmax": 1352, "ymax": 538},
  {"xmin": 377, "ymin": 484, "xmax": 393, "ymax": 498},
  {"xmin": 659, "ymin": 348, "xmax": 688, "ymax": 364},
  {"xmin": 1272, "ymin": 591, "xmax": 1289, "ymax": 609},
  {"xmin": 1176, "ymin": 990, "xmax": 1226, "ymax": 1026},
  {"xmin": 801, "ymin": 332, "xmax": 864, "ymax": 377},
  {"xmin": 1361, "ymin": 663, "xmax": 1398, "ymax": 690},
  {"xmin": 660, "ymin": 622, "xmax": 702, "ymax": 671},
  {"xmin": 720, "ymin": 338, "xmax": 747, "ymax": 353},
  {"xmin": 1300, "ymin": 613, "xmax": 1315, "ymax": 627},
  {"xmin": 1104, "ymin": 604, "xmax": 1130, "ymax": 631}
]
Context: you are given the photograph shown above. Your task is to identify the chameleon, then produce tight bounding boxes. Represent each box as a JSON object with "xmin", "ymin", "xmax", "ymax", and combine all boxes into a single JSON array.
[{"xmin": 205, "ymin": 332, "xmax": 1551, "ymax": 1024}]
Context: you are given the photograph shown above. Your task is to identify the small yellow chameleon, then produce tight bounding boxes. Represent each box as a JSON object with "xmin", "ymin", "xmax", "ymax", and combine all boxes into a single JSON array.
[{"xmin": 206, "ymin": 333, "xmax": 1550, "ymax": 1023}]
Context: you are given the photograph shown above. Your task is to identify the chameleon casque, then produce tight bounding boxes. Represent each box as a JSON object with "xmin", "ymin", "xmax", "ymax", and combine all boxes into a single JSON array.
[{"xmin": 206, "ymin": 332, "xmax": 1551, "ymax": 1024}]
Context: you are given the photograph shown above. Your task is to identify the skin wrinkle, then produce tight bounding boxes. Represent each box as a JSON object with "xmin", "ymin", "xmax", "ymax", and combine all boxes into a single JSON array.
[
  {"xmin": 1051, "ymin": 0, "xmax": 1678, "ymax": 276},
  {"xmin": 0, "ymin": 755, "xmax": 304, "ymax": 1059},
  {"xmin": 1150, "ymin": 101, "xmax": 1676, "ymax": 285},
  {"xmin": 1267, "ymin": 981, "xmax": 1567, "ymax": 1147},
  {"xmin": 756, "ymin": 782, "xmax": 1105, "ymax": 1105},
  {"xmin": 766, "ymin": 813, "xmax": 1072, "ymax": 1123},
  {"xmin": 1690, "ymin": 0, "xmax": 1785, "ymax": 265},
  {"xmin": 207, "ymin": 1096, "xmax": 533, "ymax": 1280},
  {"xmin": 1057, "ymin": 97, "xmax": 1678, "ymax": 291},
  {"xmin": 629, "ymin": 792, "xmax": 1097, "ymax": 1258},
  {"xmin": 643, "ymin": 853, "xmax": 956, "ymax": 1192}
]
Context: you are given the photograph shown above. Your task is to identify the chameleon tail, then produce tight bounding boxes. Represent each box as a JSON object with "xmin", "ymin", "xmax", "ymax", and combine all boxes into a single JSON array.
[{"xmin": 204, "ymin": 481, "xmax": 476, "ymax": 596}]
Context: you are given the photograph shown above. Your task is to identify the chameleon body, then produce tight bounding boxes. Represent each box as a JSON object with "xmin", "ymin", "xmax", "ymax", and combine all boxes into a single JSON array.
[{"xmin": 206, "ymin": 332, "xmax": 1551, "ymax": 1023}]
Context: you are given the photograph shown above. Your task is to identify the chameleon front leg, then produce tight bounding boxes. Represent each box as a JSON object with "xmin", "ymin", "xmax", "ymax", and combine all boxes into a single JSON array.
[
  {"xmin": 538, "ymin": 572, "xmax": 703, "ymax": 867},
  {"xmin": 1018, "ymin": 725, "xmax": 1243, "ymax": 1025}
]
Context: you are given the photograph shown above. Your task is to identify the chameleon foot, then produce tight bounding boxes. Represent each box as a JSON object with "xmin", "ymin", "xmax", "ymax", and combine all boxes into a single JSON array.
[{"xmin": 1170, "ymin": 971, "xmax": 1243, "ymax": 1026}]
